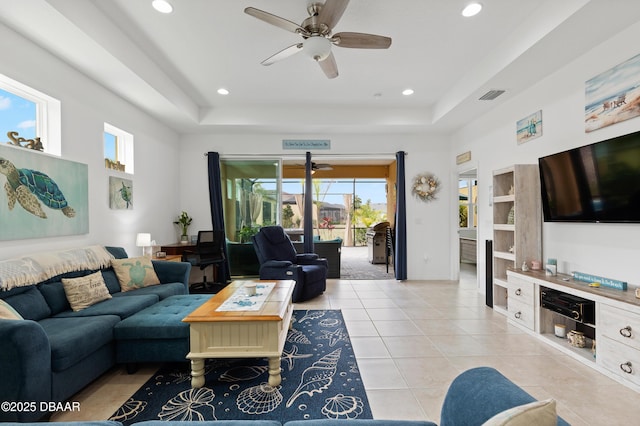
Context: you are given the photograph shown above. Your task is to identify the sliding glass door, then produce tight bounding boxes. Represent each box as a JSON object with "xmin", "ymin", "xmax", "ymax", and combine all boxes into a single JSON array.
[{"xmin": 220, "ymin": 159, "xmax": 281, "ymax": 243}]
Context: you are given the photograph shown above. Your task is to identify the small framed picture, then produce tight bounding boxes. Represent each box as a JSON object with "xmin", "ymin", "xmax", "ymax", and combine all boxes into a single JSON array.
[{"xmin": 516, "ymin": 110, "xmax": 542, "ymax": 144}]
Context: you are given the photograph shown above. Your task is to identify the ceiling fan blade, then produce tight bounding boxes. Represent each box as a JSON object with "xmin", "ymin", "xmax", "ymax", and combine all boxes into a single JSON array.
[
  {"xmin": 261, "ymin": 43, "xmax": 303, "ymax": 66},
  {"xmin": 244, "ymin": 7, "xmax": 308, "ymax": 35},
  {"xmin": 316, "ymin": 0, "xmax": 350, "ymax": 30},
  {"xmin": 316, "ymin": 163, "xmax": 333, "ymax": 170},
  {"xmin": 318, "ymin": 52, "xmax": 339, "ymax": 79},
  {"xmin": 332, "ymin": 32, "xmax": 392, "ymax": 49}
]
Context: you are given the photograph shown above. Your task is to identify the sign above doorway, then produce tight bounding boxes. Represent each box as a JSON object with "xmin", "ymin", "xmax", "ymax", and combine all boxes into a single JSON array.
[{"xmin": 282, "ymin": 139, "xmax": 331, "ymax": 150}]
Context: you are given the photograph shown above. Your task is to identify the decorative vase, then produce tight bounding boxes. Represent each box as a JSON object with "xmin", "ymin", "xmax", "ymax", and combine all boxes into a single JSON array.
[
  {"xmin": 180, "ymin": 235, "xmax": 189, "ymax": 244},
  {"xmin": 567, "ymin": 330, "xmax": 586, "ymax": 348}
]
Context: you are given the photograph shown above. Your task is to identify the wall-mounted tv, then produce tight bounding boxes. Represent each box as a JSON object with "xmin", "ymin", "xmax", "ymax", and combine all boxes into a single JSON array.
[{"xmin": 539, "ymin": 130, "xmax": 640, "ymax": 223}]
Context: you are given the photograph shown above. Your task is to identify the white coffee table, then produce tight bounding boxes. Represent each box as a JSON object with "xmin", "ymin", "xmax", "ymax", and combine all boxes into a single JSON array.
[{"xmin": 182, "ymin": 280, "xmax": 295, "ymax": 388}]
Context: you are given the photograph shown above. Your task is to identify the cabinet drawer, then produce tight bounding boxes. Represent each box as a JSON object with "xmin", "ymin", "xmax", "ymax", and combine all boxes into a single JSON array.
[
  {"xmin": 598, "ymin": 336, "xmax": 640, "ymax": 386},
  {"xmin": 599, "ymin": 304, "xmax": 640, "ymax": 351},
  {"xmin": 508, "ymin": 298, "xmax": 535, "ymax": 330},
  {"xmin": 507, "ymin": 276, "xmax": 535, "ymax": 306}
]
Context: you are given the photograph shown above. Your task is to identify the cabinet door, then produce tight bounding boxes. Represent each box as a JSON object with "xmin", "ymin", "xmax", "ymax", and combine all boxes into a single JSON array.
[
  {"xmin": 598, "ymin": 337, "xmax": 640, "ymax": 386},
  {"xmin": 599, "ymin": 304, "xmax": 640, "ymax": 351},
  {"xmin": 508, "ymin": 298, "xmax": 535, "ymax": 330},
  {"xmin": 507, "ymin": 276, "xmax": 535, "ymax": 306}
]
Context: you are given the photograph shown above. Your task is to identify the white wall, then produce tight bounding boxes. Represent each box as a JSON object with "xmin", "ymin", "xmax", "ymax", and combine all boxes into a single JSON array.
[
  {"xmin": 451, "ymin": 20, "xmax": 640, "ymax": 289},
  {"xmin": 0, "ymin": 24, "xmax": 181, "ymax": 260},
  {"xmin": 178, "ymin": 133, "xmax": 454, "ymax": 280}
]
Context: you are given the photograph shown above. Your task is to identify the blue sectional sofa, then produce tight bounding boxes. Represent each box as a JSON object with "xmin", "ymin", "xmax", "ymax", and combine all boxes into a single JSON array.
[
  {"xmin": 0, "ymin": 246, "xmax": 196, "ymax": 422},
  {"xmin": 0, "ymin": 368, "xmax": 570, "ymax": 425}
]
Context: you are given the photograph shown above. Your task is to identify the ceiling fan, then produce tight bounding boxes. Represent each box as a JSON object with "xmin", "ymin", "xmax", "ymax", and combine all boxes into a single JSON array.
[
  {"xmin": 244, "ymin": 0, "xmax": 392, "ymax": 79},
  {"xmin": 290, "ymin": 162, "xmax": 334, "ymax": 171}
]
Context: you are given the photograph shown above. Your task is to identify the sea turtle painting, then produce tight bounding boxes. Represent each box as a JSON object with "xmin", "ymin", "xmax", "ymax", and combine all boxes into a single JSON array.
[
  {"xmin": 118, "ymin": 181, "xmax": 132, "ymax": 208},
  {"xmin": 0, "ymin": 157, "xmax": 75, "ymax": 219}
]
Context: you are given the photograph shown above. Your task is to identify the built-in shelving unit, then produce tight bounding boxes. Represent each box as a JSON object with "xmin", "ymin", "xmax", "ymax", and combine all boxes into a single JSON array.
[{"xmin": 492, "ymin": 165, "xmax": 542, "ymax": 315}]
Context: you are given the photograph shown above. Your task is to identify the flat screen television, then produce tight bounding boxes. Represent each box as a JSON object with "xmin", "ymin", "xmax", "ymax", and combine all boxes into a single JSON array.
[{"xmin": 538, "ymin": 130, "xmax": 640, "ymax": 223}]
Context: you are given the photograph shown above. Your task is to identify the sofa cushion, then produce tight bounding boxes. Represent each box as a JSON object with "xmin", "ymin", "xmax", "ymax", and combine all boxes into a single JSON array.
[
  {"xmin": 111, "ymin": 282, "xmax": 187, "ymax": 300},
  {"xmin": 0, "ymin": 299, "xmax": 23, "ymax": 320},
  {"xmin": 114, "ymin": 294, "xmax": 210, "ymax": 340},
  {"xmin": 102, "ymin": 269, "xmax": 122, "ymax": 294},
  {"xmin": 39, "ymin": 281, "xmax": 71, "ymax": 314},
  {"xmin": 482, "ymin": 398, "xmax": 557, "ymax": 426},
  {"xmin": 53, "ymin": 294, "xmax": 159, "ymax": 319},
  {"xmin": 112, "ymin": 257, "xmax": 160, "ymax": 292},
  {"xmin": 2, "ymin": 286, "xmax": 51, "ymax": 321},
  {"xmin": 62, "ymin": 271, "xmax": 112, "ymax": 312},
  {"xmin": 285, "ymin": 420, "xmax": 437, "ymax": 426},
  {"xmin": 38, "ymin": 315, "xmax": 120, "ymax": 371}
]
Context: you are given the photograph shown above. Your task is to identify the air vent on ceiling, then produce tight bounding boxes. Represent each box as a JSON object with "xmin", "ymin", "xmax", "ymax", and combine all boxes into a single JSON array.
[{"xmin": 478, "ymin": 90, "xmax": 506, "ymax": 101}]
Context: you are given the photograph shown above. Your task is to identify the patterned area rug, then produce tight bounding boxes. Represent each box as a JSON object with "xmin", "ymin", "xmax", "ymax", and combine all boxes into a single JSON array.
[{"xmin": 110, "ymin": 310, "xmax": 371, "ymax": 424}]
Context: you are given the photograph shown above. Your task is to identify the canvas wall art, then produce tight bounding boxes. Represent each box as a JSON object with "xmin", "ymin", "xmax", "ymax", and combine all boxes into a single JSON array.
[
  {"xmin": 517, "ymin": 110, "xmax": 543, "ymax": 144},
  {"xmin": 585, "ymin": 52, "xmax": 640, "ymax": 132},
  {"xmin": 0, "ymin": 144, "xmax": 89, "ymax": 240},
  {"xmin": 109, "ymin": 176, "xmax": 133, "ymax": 210}
]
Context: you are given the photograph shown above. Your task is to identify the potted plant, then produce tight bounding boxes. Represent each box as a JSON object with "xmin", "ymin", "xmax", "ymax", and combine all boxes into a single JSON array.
[
  {"xmin": 239, "ymin": 225, "xmax": 260, "ymax": 243},
  {"xmin": 174, "ymin": 211, "xmax": 193, "ymax": 243}
]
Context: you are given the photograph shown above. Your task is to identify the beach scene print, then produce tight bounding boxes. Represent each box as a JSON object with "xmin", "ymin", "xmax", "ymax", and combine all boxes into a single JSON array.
[
  {"xmin": 585, "ymin": 52, "xmax": 640, "ymax": 133},
  {"xmin": 517, "ymin": 110, "xmax": 542, "ymax": 144}
]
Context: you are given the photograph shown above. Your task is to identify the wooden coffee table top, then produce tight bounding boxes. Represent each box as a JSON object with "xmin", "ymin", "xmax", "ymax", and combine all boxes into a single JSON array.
[{"xmin": 182, "ymin": 280, "xmax": 295, "ymax": 323}]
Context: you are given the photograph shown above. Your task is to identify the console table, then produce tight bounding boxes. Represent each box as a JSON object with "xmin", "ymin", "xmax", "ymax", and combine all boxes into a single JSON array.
[
  {"xmin": 506, "ymin": 269, "xmax": 640, "ymax": 392},
  {"xmin": 161, "ymin": 242, "xmax": 196, "ymax": 256}
]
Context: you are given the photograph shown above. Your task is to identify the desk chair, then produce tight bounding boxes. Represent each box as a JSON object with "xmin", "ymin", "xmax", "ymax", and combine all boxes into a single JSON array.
[{"xmin": 182, "ymin": 230, "xmax": 226, "ymax": 292}]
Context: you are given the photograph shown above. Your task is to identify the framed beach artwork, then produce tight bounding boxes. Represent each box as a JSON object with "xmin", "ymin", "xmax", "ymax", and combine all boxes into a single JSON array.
[
  {"xmin": 109, "ymin": 176, "xmax": 133, "ymax": 210},
  {"xmin": 517, "ymin": 110, "xmax": 543, "ymax": 144},
  {"xmin": 0, "ymin": 144, "xmax": 89, "ymax": 241},
  {"xmin": 585, "ymin": 52, "xmax": 640, "ymax": 133}
]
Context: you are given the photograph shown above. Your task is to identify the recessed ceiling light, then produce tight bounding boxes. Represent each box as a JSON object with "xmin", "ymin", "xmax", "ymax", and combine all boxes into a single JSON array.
[
  {"xmin": 152, "ymin": 0, "xmax": 173, "ymax": 14},
  {"xmin": 402, "ymin": 89, "xmax": 414, "ymax": 96},
  {"xmin": 217, "ymin": 88, "xmax": 230, "ymax": 95},
  {"xmin": 462, "ymin": 2, "xmax": 482, "ymax": 17}
]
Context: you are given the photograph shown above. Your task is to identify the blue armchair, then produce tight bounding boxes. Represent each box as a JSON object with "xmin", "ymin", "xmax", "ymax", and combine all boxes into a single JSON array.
[{"xmin": 252, "ymin": 226, "xmax": 328, "ymax": 302}]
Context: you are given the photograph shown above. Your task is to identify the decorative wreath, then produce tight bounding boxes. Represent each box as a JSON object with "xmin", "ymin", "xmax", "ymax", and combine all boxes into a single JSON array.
[{"xmin": 412, "ymin": 173, "xmax": 440, "ymax": 202}]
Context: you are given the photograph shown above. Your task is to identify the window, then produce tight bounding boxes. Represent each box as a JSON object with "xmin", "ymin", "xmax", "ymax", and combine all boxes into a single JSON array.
[
  {"xmin": 0, "ymin": 74, "xmax": 61, "ymax": 155},
  {"xmin": 104, "ymin": 123, "xmax": 134, "ymax": 174},
  {"xmin": 282, "ymin": 178, "xmax": 387, "ymax": 246}
]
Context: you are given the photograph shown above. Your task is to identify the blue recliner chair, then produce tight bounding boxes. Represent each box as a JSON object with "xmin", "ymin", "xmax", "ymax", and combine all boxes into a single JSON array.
[{"xmin": 252, "ymin": 226, "xmax": 328, "ymax": 302}]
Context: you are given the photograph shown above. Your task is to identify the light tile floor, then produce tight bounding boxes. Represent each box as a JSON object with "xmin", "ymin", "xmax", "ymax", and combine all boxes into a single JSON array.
[{"xmin": 54, "ymin": 266, "xmax": 640, "ymax": 425}]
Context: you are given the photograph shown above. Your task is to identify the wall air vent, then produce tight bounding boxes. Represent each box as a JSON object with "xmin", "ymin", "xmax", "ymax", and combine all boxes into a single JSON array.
[{"xmin": 478, "ymin": 90, "xmax": 506, "ymax": 101}]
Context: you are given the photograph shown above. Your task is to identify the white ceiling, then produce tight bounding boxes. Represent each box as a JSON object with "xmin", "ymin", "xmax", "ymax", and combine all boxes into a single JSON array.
[{"xmin": 2, "ymin": 0, "xmax": 640, "ymax": 135}]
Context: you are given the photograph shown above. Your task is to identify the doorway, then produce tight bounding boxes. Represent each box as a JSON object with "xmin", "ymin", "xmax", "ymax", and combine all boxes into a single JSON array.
[
  {"xmin": 458, "ymin": 168, "xmax": 478, "ymax": 284},
  {"xmin": 282, "ymin": 158, "xmax": 396, "ymax": 280}
]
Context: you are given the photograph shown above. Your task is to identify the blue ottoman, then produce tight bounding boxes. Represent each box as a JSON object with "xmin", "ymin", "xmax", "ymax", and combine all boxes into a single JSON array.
[{"xmin": 113, "ymin": 294, "xmax": 210, "ymax": 365}]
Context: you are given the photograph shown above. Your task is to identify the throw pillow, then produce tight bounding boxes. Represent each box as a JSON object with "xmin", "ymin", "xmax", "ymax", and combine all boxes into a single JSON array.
[
  {"xmin": 112, "ymin": 256, "xmax": 160, "ymax": 292},
  {"xmin": 61, "ymin": 271, "xmax": 112, "ymax": 312},
  {"xmin": 0, "ymin": 299, "xmax": 23, "ymax": 320},
  {"xmin": 482, "ymin": 399, "xmax": 557, "ymax": 426}
]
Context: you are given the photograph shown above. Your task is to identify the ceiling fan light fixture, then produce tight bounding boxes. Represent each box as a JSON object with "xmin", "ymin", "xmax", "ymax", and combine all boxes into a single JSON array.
[
  {"xmin": 462, "ymin": 3, "xmax": 482, "ymax": 17},
  {"xmin": 304, "ymin": 36, "xmax": 332, "ymax": 61},
  {"xmin": 152, "ymin": 0, "xmax": 173, "ymax": 14}
]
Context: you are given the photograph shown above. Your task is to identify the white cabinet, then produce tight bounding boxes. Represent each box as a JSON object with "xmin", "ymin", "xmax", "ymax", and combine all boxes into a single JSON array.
[
  {"xmin": 492, "ymin": 165, "xmax": 541, "ymax": 315},
  {"xmin": 508, "ymin": 269, "xmax": 640, "ymax": 392}
]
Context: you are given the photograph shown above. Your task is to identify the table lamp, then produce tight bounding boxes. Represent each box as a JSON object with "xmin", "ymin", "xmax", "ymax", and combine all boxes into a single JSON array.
[{"xmin": 136, "ymin": 233, "xmax": 152, "ymax": 257}]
